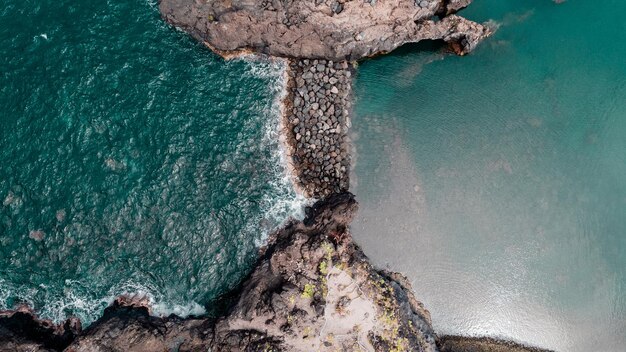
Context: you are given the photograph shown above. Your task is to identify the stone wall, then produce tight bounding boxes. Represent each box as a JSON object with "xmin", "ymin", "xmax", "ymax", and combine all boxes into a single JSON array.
[{"xmin": 284, "ymin": 59, "xmax": 352, "ymax": 198}]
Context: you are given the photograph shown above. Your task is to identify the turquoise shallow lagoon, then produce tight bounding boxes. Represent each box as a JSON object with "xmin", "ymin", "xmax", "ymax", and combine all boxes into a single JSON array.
[
  {"xmin": 1, "ymin": 0, "xmax": 302, "ymax": 324},
  {"xmin": 352, "ymin": 1, "xmax": 625, "ymax": 351}
]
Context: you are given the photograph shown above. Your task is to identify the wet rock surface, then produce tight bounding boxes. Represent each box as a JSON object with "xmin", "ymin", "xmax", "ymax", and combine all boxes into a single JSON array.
[
  {"xmin": 0, "ymin": 308, "xmax": 79, "ymax": 352},
  {"xmin": 284, "ymin": 59, "xmax": 352, "ymax": 198},
  {"xmin": 159, "ymin": 0, "xmax": 492, "ymax": 60}
]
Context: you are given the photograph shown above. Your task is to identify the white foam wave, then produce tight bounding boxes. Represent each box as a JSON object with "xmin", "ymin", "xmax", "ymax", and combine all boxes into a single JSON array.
[
  {"xmin": 111, "ymin": 281, "xmax": 207, "ymax": 318},
  {"xmin": 238, "ymin": 57, "xmax": 312, "ymax": 246},
  {"xmin": 0, "ymin": 56, "xmax": 309, "ymax": 327},
  {"xmin": 0, "ymin": 278, "xmax": 12, "ymax": 310},
  {"xmin": 0, "ymin": 278, "xmax": 208, "ymax": 325},
  {"xmin": 152, "ymin": 301, "xmax": 206, "ymax": 318}
]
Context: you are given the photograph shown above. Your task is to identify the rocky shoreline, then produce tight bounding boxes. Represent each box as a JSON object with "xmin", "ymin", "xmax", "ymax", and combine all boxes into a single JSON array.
[
  {"xmin": 0, "ymin": 0, "xmax": 552, "ymax": 351},
  {"xmin": 1, "ymin": 195, "xmax": 550, "ymax": 352}
]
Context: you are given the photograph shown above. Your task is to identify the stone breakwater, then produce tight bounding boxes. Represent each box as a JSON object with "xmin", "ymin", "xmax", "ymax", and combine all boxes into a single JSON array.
[{"xmin": 284, "ymin": 59, "xmax": 352, "ymax": 198}]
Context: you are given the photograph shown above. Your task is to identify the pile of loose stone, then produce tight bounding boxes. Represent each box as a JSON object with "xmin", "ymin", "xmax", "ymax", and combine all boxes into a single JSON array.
[{"xmin": 285, "ymin": 59, "xmax": 352, "ymax": 198}]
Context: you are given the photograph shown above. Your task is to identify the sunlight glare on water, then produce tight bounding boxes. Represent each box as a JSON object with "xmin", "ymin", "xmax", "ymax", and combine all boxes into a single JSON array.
[{"xmin": 351, "ymin": 1, "xmax": 626, "ymax": 351}]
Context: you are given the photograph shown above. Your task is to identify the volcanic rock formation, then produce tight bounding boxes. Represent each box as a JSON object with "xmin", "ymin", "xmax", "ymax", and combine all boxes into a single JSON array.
[
  {"xmin": 159, "ymin": 0, "xmax": 492, "ymax": 60},
  {"xmin": 0, "ymin": 195, "xmax": 551, "ymax": 352}
]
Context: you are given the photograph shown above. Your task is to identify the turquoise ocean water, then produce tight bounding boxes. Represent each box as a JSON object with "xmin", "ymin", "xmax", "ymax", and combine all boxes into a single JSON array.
[
  {"xmin": 1, "ymin": 0, "xmax": 624, "ymax": 349},
  {"xmin": 352, "ymin": 1, "xmax": 625, "ymax": 351},
  {"xmin": 0, "ymin": 0, "xmax": 303, "ymax": 324}
]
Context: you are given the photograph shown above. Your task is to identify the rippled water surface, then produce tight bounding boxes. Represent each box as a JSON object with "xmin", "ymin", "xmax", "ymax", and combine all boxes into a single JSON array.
[
  {"xmin": 352, "ymin": 1, "xmax": 625, "ymax": 351},
  {"xmin": 0, "ymin": 0, "xmax": 302, "ymax": 323}
]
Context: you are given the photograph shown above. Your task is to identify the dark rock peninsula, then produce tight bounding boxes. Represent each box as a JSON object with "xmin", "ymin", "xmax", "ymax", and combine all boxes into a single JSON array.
[{"xmin": 159, "ymin": 0, "xmax": 492, "ymax": 60}]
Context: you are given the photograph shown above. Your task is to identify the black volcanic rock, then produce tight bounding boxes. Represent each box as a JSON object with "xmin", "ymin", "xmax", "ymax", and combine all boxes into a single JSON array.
[{"xmin": 0, "ymin": 308, "xmax": 79, "ymax": 352}]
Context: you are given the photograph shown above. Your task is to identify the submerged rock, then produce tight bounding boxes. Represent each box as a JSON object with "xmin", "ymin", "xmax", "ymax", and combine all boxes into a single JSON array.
[{"xmin": 159, "ymin": 0, "xmax": 492, "ymax": 60}]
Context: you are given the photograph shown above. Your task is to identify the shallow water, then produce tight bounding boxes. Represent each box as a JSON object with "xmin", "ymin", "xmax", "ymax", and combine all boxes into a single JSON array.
[
  {"xmin": 351, "ymin": 1, "xmax": 625, "ymax": 351},
  {"xmin": 0, "ymin": 0, "xmax": 303, "ymax": 324}
]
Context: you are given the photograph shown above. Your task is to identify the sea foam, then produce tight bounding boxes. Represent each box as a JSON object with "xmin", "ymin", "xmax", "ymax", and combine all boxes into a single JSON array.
[{"xmin": 0, "ymin": 58, "xmax": 309, "ymax": 326}]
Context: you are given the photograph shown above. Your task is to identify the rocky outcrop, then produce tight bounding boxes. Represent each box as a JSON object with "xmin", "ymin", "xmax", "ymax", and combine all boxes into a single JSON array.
[
  {"xmin": 62, "ymin": 300, "xmax": 212, "ymax": 352},
  {"xmin": 284, "ymin": 59, "xmax": 352, "ymax": 198},
  {"xmin": 0, "ymin": 307, "xmax": 80, "ymax": 352},
  {"xmin": 1, "ymin": 194, "xmax": 434, "ymax": 351},
  {"xmin": 211, "ymin": 192, "xmax": 437, "ymax": 351},
  {"xmin": 0, "ymin": 195, "xmax": 552, "ymax": 352},
  {"xmin": 159, "ymin": 0, "xmax": 492, "ymax": 61}
]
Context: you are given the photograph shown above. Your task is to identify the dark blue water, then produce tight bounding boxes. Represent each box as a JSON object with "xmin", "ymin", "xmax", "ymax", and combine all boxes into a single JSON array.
[
  {"xmin": 0, "ymin": 0, "xmax": 303, "ymax": 324},
  {"xmin": 352, "ymin": 1, "xmax": 626, "ymax": 351}
]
